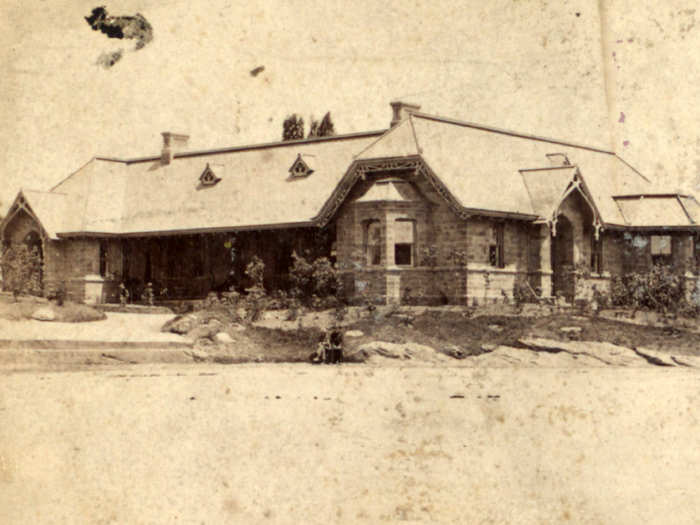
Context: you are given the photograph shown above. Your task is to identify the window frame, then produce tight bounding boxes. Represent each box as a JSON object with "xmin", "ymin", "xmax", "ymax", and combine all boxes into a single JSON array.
[
  {"xmin": 489, "ymin": 222, "xmax": 505, "ymax": 269},
  {"xmin": 393, "ymin": 218, "xmax": 416, "ymax": 267},
  {"xmin": 364, "ymin": 220, "xmax": 382, "ymax": 266},
  {"xmin": 650, "ymin": 234, "xmax": 673, "ymax": 266}
]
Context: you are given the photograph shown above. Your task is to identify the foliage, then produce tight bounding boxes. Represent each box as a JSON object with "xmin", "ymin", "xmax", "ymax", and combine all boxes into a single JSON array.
[
  {"xmin": 419, "ymin": 245, "xmax": 439, "ymax": 268},
  {"xmin": 609, "ymin": 264, "xmax": 693, "ymax": 315},
  {"xmin": 289, "ymin": 251, "xmax": 341, "ymax": 307},
  {"xmin": 282, "ymin": 114, "xmax": 305, "ymax": 141},
  {"xmin": 244, "ymin": 256, "xmax": 268, "ymax": 321},
  {"xmin": 1, "ymin": 243, "xmax": 42, "ymax": 298},
  {"xmin": 245, "ymin": 256, "xmax": 265, "ymax": 290},
  {"xmin": 308, "ymin": 112, "xmax": 336, "ymax": 138}
]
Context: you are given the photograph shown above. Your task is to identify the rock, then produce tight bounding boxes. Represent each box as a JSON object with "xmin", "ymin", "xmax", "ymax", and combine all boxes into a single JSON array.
[
  {"xmin": 31, "ymin": 307, "xmax": 56, "ymax": 321},
  {"xmin": 480, "ymin": 343, "xmax": 497, "ymax": 352},
  {"xmin": 560, "ymin": 326, "xmax": 583, "ymax": 334},
  {"xmin": 560, "ymin": 326, "xmax": 583, "ymax": 338},
  {"xmin": 214, "ymin": 332, "xmax": 234, "ymax": 344},
  {"xmin": 345, "ymin": 329, "xmax": 364, "ymax": 338},
  {"xmin": 184, "ymin": 348, "xmax": 209, "ymax": 362},
  {"xmin": 162, "ymin": 313, "xmax": 200, "ymax": 334},
  {"xmin": 488, "ymin": 324, "xmax": 503, "ymax": 333},
  {"xmin": 441, "ymin": 344, "xmax": 466, "ymax": 359},
  {"xmin": 354, "ymin": 341, "xmax": 448, "ymax": 363},
  {"xmin": 187, "ymin": 320, "xmax": 222, "ymax": 341},
  {"xmin": 518, "ymin": 337, "xmax": 647, "ymax": 367},
  {"xmin": 230, "ymin": 323, "xmax": 246, "ymax": 332},
  {"xmin": 669, "ymin": 355, "xmax": 700, "ymax": 367},
  {"xmin": 633, "ymin": 347, "xmax": 675, "ymax": 366}
]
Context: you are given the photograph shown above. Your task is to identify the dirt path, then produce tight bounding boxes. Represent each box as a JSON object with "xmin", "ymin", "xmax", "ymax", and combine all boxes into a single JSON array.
[{"xmin": 1, "ymin": 364, "xmax": 699, "ymax": 524}]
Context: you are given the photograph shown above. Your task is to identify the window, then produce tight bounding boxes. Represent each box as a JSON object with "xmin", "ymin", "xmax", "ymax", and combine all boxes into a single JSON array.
[
  {"xmin": 199, "ymin": 164, "xmax": 221, "ymax": 186},
  {"xmin": 489, "ymin": 223, "xmax": 505, "ymax": 268},
  {"xmin": 99, "ymin": 242, "xmax": 107, "ymax": 277},
  {"xmin": 591, "ymin": 236, "xmax": 603, "ymax": 273},
  {"xmin": 650, "ymin": 235, "xmax": 672, "ymax": 266},
  {"xmin": 394, "ymin": 219, "xmax": 415, "ymax": 266},
  {"xmin": 288, "ymin": 154, "xmax": 313, "ymax": 178},
  {"xmin": 365, "ymin": 221, "xmax": 381, "ymax": 266}
]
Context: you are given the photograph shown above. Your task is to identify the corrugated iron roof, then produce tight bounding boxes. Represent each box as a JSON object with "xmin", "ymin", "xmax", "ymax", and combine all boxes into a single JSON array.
[
  {"xmin": 114, "ymin": 133, "xmax": 380, "ymax": 234},
  {"xmin": 614, "ymin": 195, "xmax": 697, "ymax": 227},
  {"xmin": 12, "ymin": 108, "xmax": 699, "ymax": 237}
]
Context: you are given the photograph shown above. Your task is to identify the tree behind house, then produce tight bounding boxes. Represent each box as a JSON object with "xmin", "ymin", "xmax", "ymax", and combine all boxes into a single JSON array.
[
  {"xmin": 282, "ymin": 114, "xmax": 305, "ymax": 141},
  {"xmin": 308, "ymin": 112, "xmax": 335, "ymax": 138}
]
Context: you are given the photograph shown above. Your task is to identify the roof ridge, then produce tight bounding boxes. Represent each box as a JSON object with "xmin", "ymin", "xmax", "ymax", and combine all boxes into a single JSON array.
[
  {"xmin": 96, "ymin": 129, "xmax": 387, "ymax": 165},
  {"xmin": 613, "ymin": 154, "xmax": 652, "ymax": 183},
  {"xmin": 518, "ymin": 165, "xmax": 578, "ymax": 173},
  {"xmin": 411, "ymin": 112, "xmax": 615, "ymax": 155},
  {"xmin": 23, "ymin": 188, "xmax": 68, "ymax": 196}
]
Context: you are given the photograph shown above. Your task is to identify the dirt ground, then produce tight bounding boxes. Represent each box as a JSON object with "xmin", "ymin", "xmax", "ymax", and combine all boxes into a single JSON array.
[
  {"xmin": 194, "ymin": 308, "xmax": 700, "ymax": 364},
  {"xmin": 1, "ymin": 364, "xmax": 699, "ymax": 524}
]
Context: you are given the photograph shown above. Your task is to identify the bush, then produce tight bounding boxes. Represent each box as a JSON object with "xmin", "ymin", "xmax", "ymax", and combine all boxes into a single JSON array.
[
  {"xmin": 610, "ymin": 265, "xmax": 692, "ymax": 315},
  {"xmin": 1, "ymin": 244, "xmax": 42, "ymax": 298},
  {"xmin": 237, "ymin": 256, "xmax": 267, "ymax": 321},
  {"xmin": 289, "ymin": 251, "xmax": 341, "ymax": 307}
]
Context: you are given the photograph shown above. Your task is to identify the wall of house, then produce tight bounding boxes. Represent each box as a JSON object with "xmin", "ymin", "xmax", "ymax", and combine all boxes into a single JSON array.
[
  {"xmin": 335, "ymin": 172, "xmax": 538, "ymax": 304},
  {"xmin": 465, "ymin": 218, "xmax": 532, "ymax": 302},
  {"xmin": 335, "ymin": 172, "xmax": 471, "ymax": 304}
]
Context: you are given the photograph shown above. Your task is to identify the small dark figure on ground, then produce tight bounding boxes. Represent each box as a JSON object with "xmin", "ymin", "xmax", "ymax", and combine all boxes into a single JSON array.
[
  {"xmin": 310, "ymin": 328, "xmax": 344, "ymax": 364},
  {"xmin": 142, "ymin": 282, "xmax": 155, "ymax": 306},
  {"xmin": 119, "ymin": 283, "xmax": 130, "ymax": 307}
]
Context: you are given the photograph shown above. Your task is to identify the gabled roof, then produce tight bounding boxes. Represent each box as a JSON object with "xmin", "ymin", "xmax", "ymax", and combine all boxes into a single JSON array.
[
  {"xmin": 8, "ymin": 106, "xmax": 698, "ymax": 238},
  {"xmin": 0, "ymin": 190, "xmax": 78, "ymax": 240},
  {"xmin": 520, "ymin": 166, "xmax": 578, "ymax": 219},
  {"xmin": 356, "ymin": 113, "xmax": 654, "ymax": 224},
  {"xmin": 54, "ymin": 132, "xmax": 383, "ymax": 236}
]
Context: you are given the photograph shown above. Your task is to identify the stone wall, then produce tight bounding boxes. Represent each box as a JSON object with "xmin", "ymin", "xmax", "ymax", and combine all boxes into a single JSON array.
[{"xmin": 335, "ymin": 171, "xmax": 537, "ymax": 304}]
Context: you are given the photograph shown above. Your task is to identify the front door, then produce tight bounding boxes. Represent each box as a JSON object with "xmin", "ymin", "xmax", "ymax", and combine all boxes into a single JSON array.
[{"xmin": 551, "ymin": 215, "xmax": 575, "ymax": 302}]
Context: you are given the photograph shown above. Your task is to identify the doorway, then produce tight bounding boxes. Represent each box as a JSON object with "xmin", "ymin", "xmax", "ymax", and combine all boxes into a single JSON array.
[{"xmin": 551, "ymin": 215, "xmax": 575, "ymax": 302}]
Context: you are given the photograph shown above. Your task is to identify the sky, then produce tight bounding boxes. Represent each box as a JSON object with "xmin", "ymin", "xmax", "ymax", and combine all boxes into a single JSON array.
[{"xmin": 1, "ymin": 0, "xmax": 699, "ymax": 212}]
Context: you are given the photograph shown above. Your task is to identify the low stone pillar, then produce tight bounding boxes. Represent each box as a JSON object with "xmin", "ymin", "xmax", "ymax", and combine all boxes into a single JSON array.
[
  {"xmin": 386, "ymin": 274, "xmax": 400, "ymax": 305},
  {"xmin": 83, "ymin": 274, "xmax": 105, "ymax": 304}
]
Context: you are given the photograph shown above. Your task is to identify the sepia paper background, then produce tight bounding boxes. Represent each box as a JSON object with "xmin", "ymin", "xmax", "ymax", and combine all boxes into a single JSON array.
[
  {"xmin": 1, "ymin": 0, "xmax": 699, "ymax": 213},
  {"xmin": 1, "ymin": 1, "xmax": 699, "ymax": 523}
]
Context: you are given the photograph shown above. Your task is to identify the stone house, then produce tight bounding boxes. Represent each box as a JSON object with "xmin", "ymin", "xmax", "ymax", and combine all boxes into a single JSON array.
[{"xmin": 2, "ymin": 101, "xmax": 699, "ymax": 305}]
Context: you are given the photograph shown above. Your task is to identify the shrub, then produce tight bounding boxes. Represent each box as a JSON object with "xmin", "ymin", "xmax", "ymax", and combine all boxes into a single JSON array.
[
  {"xmin": 289, "ymin": 251, "xmax": 341, "ymax": 307},
  {"xmin": 0, "ymin": 244, "xmax": 42, "ymax": 298},
  {"xmin": 420, "ymin": 245, "xmax": 439, "ymax": 267},
  {"xmin": 243, "ymin": 256, "xmax": 268, "ymax": 321},
  {"xmin": 610, "ymin": 265, "xmax": 692, "ymax": 315}
]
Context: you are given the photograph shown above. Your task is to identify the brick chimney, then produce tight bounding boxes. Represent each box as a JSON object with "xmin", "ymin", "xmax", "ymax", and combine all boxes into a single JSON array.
[
  {"xmin": 161, "ymin": 132, "xmax": 189, "ymax": 165},
  {"xmin": 390, "ymin": 101, "xmax": 421, "ymax": 128}
]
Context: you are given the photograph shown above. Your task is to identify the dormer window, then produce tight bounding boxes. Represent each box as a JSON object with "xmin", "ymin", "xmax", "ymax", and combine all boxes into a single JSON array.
[
  {"xmin": 289, "ymin": 154, "xmax": 313, "ymax": 178},
  {"xmin": 199, "ymin": 164, "xmax": 221, "ymax": 186}
]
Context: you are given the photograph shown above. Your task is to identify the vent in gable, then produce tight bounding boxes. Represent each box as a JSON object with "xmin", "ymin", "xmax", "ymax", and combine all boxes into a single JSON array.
[
  {"xmin": 289, "ymin": 154, "xmax": 314, "ymax": 178},
  {"xmin": 199, "ymin": 163, "xmax": 221, "ymax": 186}
]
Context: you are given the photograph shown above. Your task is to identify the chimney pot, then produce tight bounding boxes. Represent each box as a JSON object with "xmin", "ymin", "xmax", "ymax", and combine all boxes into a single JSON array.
[
  {"xmin": 161, "ymin": 132, "xmax": 190, "ymax": 165},
  {"xmin": 390, "ymin": 101, "xmax": 421, "ymax": 128}
]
